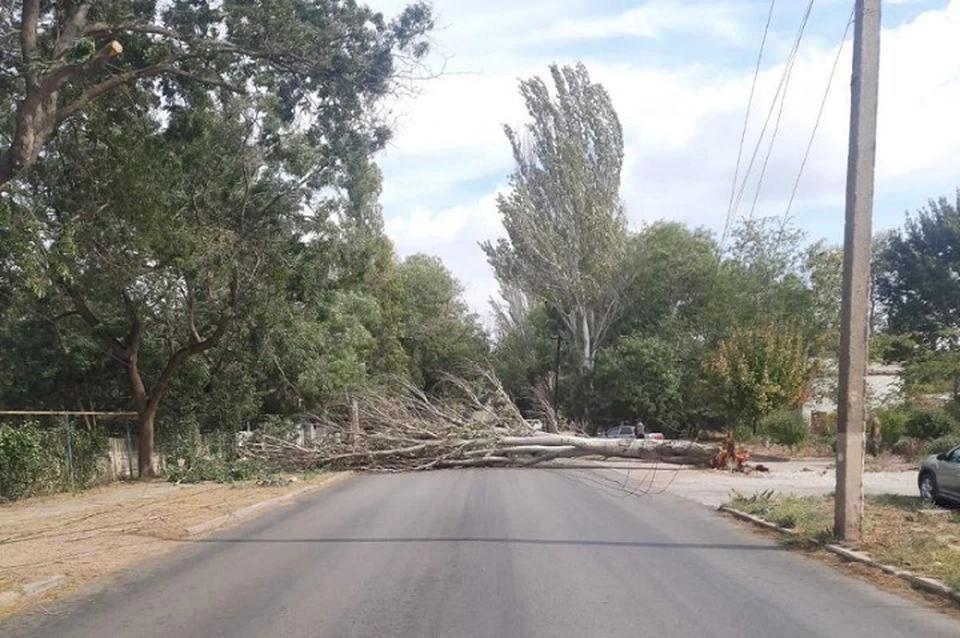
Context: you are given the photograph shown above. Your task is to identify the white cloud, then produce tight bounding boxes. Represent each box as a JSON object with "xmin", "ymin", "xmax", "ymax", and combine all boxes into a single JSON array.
[
  {"xmin": 535, "ymin": 1, "xmax": 748, "ymax": 43},
  {"xmin": 386, "ymin": 188, "xmax": 506, "ymax": 318},
  {"xmin": 374, "ymin": 0, "xmax": 960, "ymax": 313}
]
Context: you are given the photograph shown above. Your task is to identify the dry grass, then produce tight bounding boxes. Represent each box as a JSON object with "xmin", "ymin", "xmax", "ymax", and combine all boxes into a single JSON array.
[
  {"xmin": 0, "ymin": 473, "xmax": 347, "ymax": 617},
  {"xmin": 728, "ymin": 491, "xmax": 960, "ymax": 592}
]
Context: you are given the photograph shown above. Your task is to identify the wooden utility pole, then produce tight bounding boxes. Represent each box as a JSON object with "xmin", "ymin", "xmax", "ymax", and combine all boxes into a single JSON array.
[{"xmin": 835, "ymin": 0, "xmax": 881, "ymax": 542}]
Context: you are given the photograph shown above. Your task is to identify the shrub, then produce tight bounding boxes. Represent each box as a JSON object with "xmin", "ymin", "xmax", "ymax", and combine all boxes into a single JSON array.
[
  {"xmin": 66, "ymin": 426, "xmax": 109, "ymax": 487},
  {"xmin": 165, "ymin": 455, "xmax": 266, "ymax": 484},
  {"xmin": 0, "ymin": 422, "xmax": 107, "ymax": 501},
  {"xmin": 875, "ymin": 406, "xmax": 910, "ymax": 449},
  {"xmin": 0, "ymin": 424, "xmax": 53, "ymax": 500},
  {"xmin": 733, "ymin": 425, "xmax": 759, "ymax": 444},
  {"xmin": 920, "ymin": 434, "xmax": 960, "ymax": 458},
  {"xmin": 760, "ymin": 410, "xmax": 808, "ymax": 447},
  {"xmin": 904, "ymin": 408, "xmax": 957, "ymax": 440},
  {"xmin": 892, "ymin": 437, "xmax": 923, "ymax": 458}
]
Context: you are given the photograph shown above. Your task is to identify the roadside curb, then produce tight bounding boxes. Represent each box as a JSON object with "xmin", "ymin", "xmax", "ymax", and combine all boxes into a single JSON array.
[
  {"xmin": 185, "ymin": 472, "xmax": 353, "ymax": 537},
  {"xmin": 0, "ymin": 574, "xmax": 66, "ymax": 609},
  {"xmin": 718, "ymin": 505, "xmax": 799, "ymax": 536},
  {"xmin": 718, "ymin": 505, "xmax": 960, "ymax": 606}
]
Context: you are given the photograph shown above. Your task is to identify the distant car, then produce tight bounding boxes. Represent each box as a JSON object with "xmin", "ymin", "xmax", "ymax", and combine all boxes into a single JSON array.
[
  {"xmin": 602, "ymin": 425, "xmax": 637, "ymax": 439},
  {"xmin": 918, "ymin": 445, "xmax": 960, "ymax": 506},
  {"xmin": 644, "ymin": 432, "xmax": 665, "ymax": 441}
]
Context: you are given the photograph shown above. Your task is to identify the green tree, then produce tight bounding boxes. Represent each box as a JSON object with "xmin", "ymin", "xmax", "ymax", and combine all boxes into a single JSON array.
[
  {"xmin": 803, "ymin": 240, "xmax": 843, "ymax": 355},
  {"xmin": 397, "ymin": 254, "xmax": 488, "ymax": 391},
  {"xmin": 489, "ymin": 285, "xmax": 560, "ymax": 425},
  {"xmin": 705, "ymin": 325, "xmax": 816, "ymax": 433},
  {"xmin": 591, "ymin": 335, "xmax": 684, "ymax": 434},
  {"xmin": 615, "ymin": 222, "xmax": 719, "ymax": 341},
  {"xmin": 0, "ymin": 0, "xmax": 433, "ymax": 186},
  {"xmin": 482, "ymin": 62, "xmax": 631, "ymax": 374},
  {"xmin": 717, "ymin": 217, "xmax": 812, "ymax": 333},
  {"xmin": 9, "ymin": 106, "xmax": 306, "ymax": 476},
  {"xmin": 875, "ymin": 194, "xmax": 960, "ymax": 348},
  {"xmin": 362, "ymin": 238, "xmax": 411, "ymax": 378}
]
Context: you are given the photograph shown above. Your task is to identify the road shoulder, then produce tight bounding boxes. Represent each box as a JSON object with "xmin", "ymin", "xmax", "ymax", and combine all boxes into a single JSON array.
[{"xmin": 0, "ymin": 472, "xmax": 351, "ymax": 618}]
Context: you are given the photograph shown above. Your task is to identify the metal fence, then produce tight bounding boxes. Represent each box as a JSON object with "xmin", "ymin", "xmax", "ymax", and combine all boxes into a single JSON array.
[{"xmin": 0, "ymin": 411, "xmax": 139, "ymax": 494}]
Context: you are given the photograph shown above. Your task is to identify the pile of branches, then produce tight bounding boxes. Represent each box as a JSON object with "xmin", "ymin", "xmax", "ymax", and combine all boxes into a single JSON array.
[{"xmin": 240, "ymin": 372, "xmax": 719, "ymax": 472}]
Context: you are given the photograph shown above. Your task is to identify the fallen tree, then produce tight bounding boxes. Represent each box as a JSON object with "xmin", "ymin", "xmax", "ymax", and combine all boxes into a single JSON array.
[{"xmin": 239, "ymin": 373, "xmax": 722, "ymax": 472}]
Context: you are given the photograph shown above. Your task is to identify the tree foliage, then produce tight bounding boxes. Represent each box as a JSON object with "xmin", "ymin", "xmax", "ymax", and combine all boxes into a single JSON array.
[
  {"xmin": 482, "ymin": 62, "xmax": 631, "ymax": 372},
  {"xmin": 876, "ymin": 194, "xmax": 960, "ymax": 348},
  {"xmin": 590, "ymin": 335, "xmax": 684, "ymax": 433},
  {"xmin": 397, "ymin": 254, "xmax": 488, "ymax": 391},
  {"xmin": 0, "ymin": 0, "xmax": 433, "ymax": 186},
  {"xmin": 0, "ymin": 0, "xmax": 456, "ymax": 480},
  {"xmin": 705, "ymin": 325, "xmax": 817, "ymax": 432}
]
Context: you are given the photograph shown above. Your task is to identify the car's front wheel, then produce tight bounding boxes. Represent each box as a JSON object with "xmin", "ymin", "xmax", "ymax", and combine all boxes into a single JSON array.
[{"xmin": 919, "ymin": 472, "xmax": 939, "ymax": 505}]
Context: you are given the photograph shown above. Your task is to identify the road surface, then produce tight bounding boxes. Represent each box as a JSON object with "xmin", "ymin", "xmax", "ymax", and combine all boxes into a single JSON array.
[{"xmin": 3, "ymin": 468, "xmax": 957, "ymax": 638}]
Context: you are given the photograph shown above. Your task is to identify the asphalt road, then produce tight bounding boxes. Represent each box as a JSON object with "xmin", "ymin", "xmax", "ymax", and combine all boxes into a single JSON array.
[{"xmin": 3, "ymin": 468, "xmax": 958, "ymax": 638}]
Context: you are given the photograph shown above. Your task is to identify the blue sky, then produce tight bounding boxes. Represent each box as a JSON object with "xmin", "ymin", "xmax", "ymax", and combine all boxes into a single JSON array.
[{"xmin": 369, "ymin": 0, "xmax": 960, "ymax": 316}]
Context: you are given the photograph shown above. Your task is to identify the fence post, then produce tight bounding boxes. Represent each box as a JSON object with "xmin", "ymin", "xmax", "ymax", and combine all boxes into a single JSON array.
[
  {"xmin": 63, "ymin": 414, "xmax": 74, "ymax": 490},
  {"xmin": 125, "ymin": 421, "xmax": 135, "ymax": 480},
  {"xmin": 350, "ymin": 398, "xmax": 359, "ymax": 452}
]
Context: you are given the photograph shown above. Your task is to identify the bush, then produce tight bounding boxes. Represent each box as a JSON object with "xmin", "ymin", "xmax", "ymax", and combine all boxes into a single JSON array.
[
  {"xmin": 920, "ymin": 434, "xmax": 960, "ymax": 458},
  {"xmin": 875, "ymin": 406, "xmax": 910, "ymax": 449},
  {"xmin": 904, "ymin": 408, "xmax": 957, "ymax": 441},
  {"xmin": 0, "ymin": 422, "xmax": 108, "ymax": 501},
  {"xmin": 733, "ymin": 425, "xmax": 760, "ymax": 444},
  {"xmin": 760, "ymin": 410, "xmax": 808, "ymax": 447},
  {"xmin": 165, "ymin": 455, "xmax": 266, "ymax": 484},
  {"xmin": 0, "ymin": 424, "xmax": 53, "ymax": 500}
]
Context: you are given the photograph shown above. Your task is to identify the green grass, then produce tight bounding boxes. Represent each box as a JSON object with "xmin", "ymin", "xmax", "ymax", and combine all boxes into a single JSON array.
[{"xmin": 726, "ymin": 491, "xmax": 960, "ymax": 592}]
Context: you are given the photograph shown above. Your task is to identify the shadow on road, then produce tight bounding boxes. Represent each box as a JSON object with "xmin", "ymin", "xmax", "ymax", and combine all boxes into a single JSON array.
[{"xmin": 193, "ymin": 537, "xmax": 785, "ymax": 550}]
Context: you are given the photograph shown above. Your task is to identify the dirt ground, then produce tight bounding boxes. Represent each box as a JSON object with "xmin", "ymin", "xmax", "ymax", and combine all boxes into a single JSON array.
[
  {"xmin": 586, "ymin": 456, "xmax": 919, "ymax": 507},
  {"xmin": 0, "ymin": 473, "xmax": 349, "ymax": 617}
]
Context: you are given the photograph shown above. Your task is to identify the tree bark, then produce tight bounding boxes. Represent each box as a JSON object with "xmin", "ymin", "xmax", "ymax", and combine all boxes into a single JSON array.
[
  {"xmin": 137, "ymin": 404, "xmax": 160, "ymax": 478},
  {"xmin": 124, "ymin": 323, "xmax": 160, "ymax": 478},
  {"xmin": 580, "ymin": 310, "xmax": 593, "ymax": 371},
  {"xmin": 497, "ymin": 435, "xmax": 717, "ymax": 466}
]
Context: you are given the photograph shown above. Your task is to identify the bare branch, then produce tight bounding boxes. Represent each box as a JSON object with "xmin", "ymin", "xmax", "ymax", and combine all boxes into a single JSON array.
[
  {"xmin": 53, "ymin": 2, "xmax": 93, "ymax": 58},
  {"xmin": 20, "ymin": 0, "xmax": 39, "ymax": 85},
  {"xmin": 55, "ymin": 57, "xmax": 171, "ymax": 125},
  {"xmin": 41, "ymin": 40, "xmax": 124, "ymax": 96},
  {"xmin": 167, "ymin": 68, "xmax": 245, "ymax": 94},
  {"xmin": 60, "ymin": 281, "xmax": 127, "ymax": 359},
  {"xmin": 82, "ymin": 21, "xmax": 183, "ymax": 40}
]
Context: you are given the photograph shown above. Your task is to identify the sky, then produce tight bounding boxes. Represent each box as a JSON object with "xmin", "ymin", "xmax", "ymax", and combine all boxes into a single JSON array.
[{"xmin": 369, "ymin": 0, "xmax": 960, "ymax": 319}]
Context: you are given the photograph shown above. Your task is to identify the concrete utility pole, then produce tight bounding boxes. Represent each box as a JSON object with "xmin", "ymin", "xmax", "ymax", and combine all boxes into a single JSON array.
[{"xmin": 835, "ymin": 0, "xmax": 882, "ymax": 542}]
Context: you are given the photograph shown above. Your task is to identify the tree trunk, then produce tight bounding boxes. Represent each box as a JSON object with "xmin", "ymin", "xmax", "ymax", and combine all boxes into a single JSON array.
[
  {"xmin": 496, "ymin": 435, "xmax": 717, "ymax": 465},
  {"xmin": 137, "ymin": 405, "xmax": 160, "ymax": 478},
  {"xmin": 1, "ymin": 92, "xmax": 58, "ymax": 189},
  {"xmin": 125, "ymin": 337, "xmax": 160, "ymax": 479},
  {"xmin": 580, "ymin": 311, "xmax": 592, "ymax": 371}
]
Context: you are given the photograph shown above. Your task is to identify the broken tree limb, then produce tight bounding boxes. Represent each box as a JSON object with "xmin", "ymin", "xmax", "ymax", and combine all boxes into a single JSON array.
[
  {"xmin": 236, "ymin": 371, "xmax": 723, "ymax": 472},
  {"xmin": 498, "ymin": 435, "xmax": 717, "ymax": 465}
]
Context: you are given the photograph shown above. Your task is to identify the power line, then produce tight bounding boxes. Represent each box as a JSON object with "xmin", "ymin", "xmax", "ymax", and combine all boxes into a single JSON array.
[
  {"xmin": 747, "ymin": 4, "xmax": 814, "ymax": 222},
  {"xmin": 729, "ymin": 0, "xmax": 815, "ymax": 229},
  {"xmin": 720, "ymin": 0, "xmax": 778, "ymax": 256},
  {"xmin": 780, "ymin": 6, "xmax": 855, "ymax": 233}
]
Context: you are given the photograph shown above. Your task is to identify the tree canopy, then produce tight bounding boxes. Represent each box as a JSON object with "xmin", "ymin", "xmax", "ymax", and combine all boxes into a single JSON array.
[
  {"xmin": 0, "ymin": 0, "xmax": 433, "ymax": 187},
  {"xmin": 876, "ymin": 194, "xmax": 960, "ymax": 348},
  {"xmin": 482, "ymin": 63, "xmax": 631, "ymax": 374}
]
